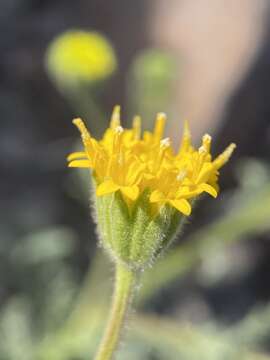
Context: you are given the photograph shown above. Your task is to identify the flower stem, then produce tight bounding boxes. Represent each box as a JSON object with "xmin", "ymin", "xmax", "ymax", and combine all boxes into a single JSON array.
[{"xmin": 94, "ymin": 263, "xmax": 136, "ymax": 360}]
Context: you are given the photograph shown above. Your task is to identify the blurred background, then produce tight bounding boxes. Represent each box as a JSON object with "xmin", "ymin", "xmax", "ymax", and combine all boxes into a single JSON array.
[{"xmin": 1, "ymin": 0, "xmax": 270, "ymax": 359}]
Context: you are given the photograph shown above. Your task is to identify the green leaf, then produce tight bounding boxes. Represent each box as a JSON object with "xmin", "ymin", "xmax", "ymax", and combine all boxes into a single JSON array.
[{"xmin": 11, "ymin": 227, "xmax": 77, "ymax": 265}]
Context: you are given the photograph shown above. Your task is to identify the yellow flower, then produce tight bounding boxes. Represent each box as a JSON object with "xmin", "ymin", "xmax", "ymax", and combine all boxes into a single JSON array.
[
  {"xmin": 68, "ymin": 106, "xmax": 235, "ymax": 216},
  {"xmin": 46, "ymin": 30, "xmax": 117, "ymax": 85}
]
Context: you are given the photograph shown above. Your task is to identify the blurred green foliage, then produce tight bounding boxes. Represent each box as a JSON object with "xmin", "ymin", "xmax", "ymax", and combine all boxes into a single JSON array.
[
  {"xmin": 46, "ymin": 30, "xmax": 117, "ymax": 88},
  {"xmin": 127, "ymin": 49, "xmax": 177, "ymax": 127}
]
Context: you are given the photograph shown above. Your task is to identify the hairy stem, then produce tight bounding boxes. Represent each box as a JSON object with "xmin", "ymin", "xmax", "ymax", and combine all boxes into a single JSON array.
[{"xmin": 94, "ymin": 263, "xmax": 136, "ymax": 360}]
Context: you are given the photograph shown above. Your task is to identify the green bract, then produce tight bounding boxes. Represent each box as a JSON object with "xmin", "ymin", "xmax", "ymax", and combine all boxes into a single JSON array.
[{"xmin": 94, "ymin": 188, "xmax": 184, "ymax": 271}]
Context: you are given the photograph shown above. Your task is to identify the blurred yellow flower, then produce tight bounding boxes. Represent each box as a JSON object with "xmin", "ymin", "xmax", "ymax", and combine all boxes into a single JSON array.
[
  {"xmin": 68, "ymin": 106, "xmax": 235, "ymax": 216},
  {"xmin": 46, "ymin": 30, "xmax": 117, "ymax": 84}
]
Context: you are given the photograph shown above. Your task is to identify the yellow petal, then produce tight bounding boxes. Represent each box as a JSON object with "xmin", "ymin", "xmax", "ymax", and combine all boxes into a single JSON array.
[
  {"xmin": 96, "ymin": 180, "xmax": 120, "ymax": 196},
  {"xmin": 68, "ymin": 160, "xmax": 91, "ymax": 168},
  {"xmin": 120, "ymin": 185, "xmax": 139, "ymax": 201},
  {"xmin": 144, "ymin": 173, "xmax": 155, "ymax": 181},
  {"xmin": 199, "ymin": 183, "xmax": 218, "ymax": 198},
  {"xmin": 150, "ymin": 190, "xmax": 165, "ymax": 203},
  {"xmin": 169, "ymin": 199, "xmax": 191, "ymax": 215},
  {"xmin": 67, "ymin": 151, "xmax": 87, "ymax": 161},
  {"xmin": 196, "ymin": 162, "xmax": 213, "ymax": 184}
]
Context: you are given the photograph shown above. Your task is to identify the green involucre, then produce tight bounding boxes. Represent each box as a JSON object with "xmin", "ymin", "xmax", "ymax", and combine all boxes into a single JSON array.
[{"xmin": 94, "ymin": 188, "xmax": 184, "ymax": 271}]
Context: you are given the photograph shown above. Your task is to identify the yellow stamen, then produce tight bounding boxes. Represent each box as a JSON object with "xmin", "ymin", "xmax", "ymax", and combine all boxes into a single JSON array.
[
  {"xmin": 154, "ymin": 112, "xmax": 166, "ymax": 142},
  {"xmin": 110, "ymin": 105, "xmax": 121, "ymax": 129},
  {"xmin": 213, "ymin": 143, "xmax": 236, "ymax": 170},
  {"xmin": 179, "ymin": 120, "xmax": 191, "ymax": 153},
  {"xmin": 72, "ymin": 118, "xmax": 96, "ymax": 157},
  {"xmin": 132, "ymin": 115, "xmax": 141, "ymax": 140},
  {"xmin": 202, "ymin": 133, "xmax": 212, "ymax": 152},
  {"xmin": 198, "ymin": 145, "xmax": 207, "ymax": 154},
  {"xmin": 160, "ymin": 137, "xmax": 171, "ymax": 148},
  {"xmin": 177, "ymin": 170, "xmax": 186, "ymax": 182},
  {"xmin": 73, "ymin": 118, "xmax": 91, "ymax": 139}
]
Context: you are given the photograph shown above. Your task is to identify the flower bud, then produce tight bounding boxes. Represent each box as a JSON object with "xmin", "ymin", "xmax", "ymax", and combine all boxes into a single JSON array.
[{"xmin": 46, "ymin": 29, "xmax": 117, "ymax": 89}]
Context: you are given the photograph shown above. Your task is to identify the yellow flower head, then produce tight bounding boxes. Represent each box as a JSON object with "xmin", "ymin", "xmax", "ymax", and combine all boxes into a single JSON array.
[
  {"xmin": 46, "ymin": 30, "xmax": 117, "ymax": 85},
  {"xmin": 68, "ymin": 106, "xmax": 235, "ymax": 217}
]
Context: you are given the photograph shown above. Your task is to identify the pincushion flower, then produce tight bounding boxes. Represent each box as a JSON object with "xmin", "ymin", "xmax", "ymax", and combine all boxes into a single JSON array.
[{"xmin": 67, "ymin": 106, "xmax": 235, "ymax": 360}]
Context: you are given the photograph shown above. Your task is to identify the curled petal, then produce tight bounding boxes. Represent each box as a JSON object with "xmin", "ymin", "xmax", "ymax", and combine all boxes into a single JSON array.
[
  {"xmin": 169, "ymin": 199, "xmax": 191, "ymax": 216},
  {"xmin": 67, "ymin": 152, "xmax": 88, "ymax": 162},
  {"xmin": 68, "ymin": 160, "xmax": 91, "ymax": 168},
  {"xmin": 199, "ymin": 183, "xmax": 218, "ymax": 198}
]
